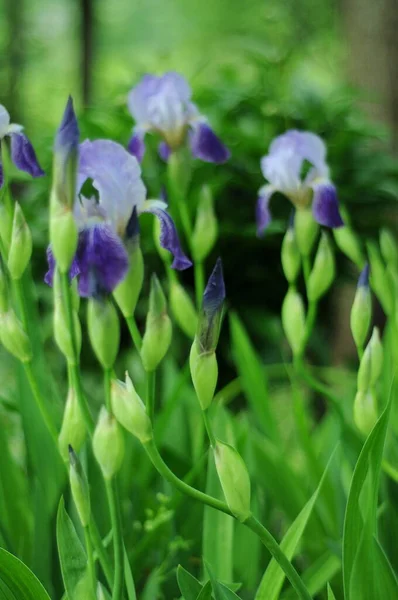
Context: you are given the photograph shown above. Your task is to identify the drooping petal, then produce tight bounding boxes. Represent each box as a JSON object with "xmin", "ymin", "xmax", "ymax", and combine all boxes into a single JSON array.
[
  {"xmin": 256, "ymin": 185, "xmax": 274, "ymax": 236},
  {"xmin": 312, "ymin": 181, "xmax": 344, "ymax": 228},
  {"xmin": 9, "ymin": 132, "xmax": 45, "ymax": 178},
  {"xmin": 189, "ymin": 122, "xmax": 230, "ymax": 164},
  {"xmin": 142, "ymin": 202, "xmax": 192, "ymax": 270},
  {"xmin": 158, "ymin": 141, "xmax": 171, "ymax": 162},
  {"xmin": 127, "ymin": 131, "xmax": 146, "ymax": 162},
  {"xmin": 44, "ymin": 245, "xmax": 80, "ymax": 287},
  {"xmin": 0, "ymin": 105, "xmax": 11, "ymax": 138}
]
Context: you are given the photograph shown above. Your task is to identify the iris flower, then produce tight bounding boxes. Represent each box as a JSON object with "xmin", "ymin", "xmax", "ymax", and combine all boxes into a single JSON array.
[
  {"xmin": 127, "ymin": 72, "xmax": 230, "ymax": 164},
  {"xmin": 256, "ymin": 130, "xmax": 343, "ymax": 235},
  {"xmin": 0, "ymin": 105, "xmax": 44, "ymax": 187}
]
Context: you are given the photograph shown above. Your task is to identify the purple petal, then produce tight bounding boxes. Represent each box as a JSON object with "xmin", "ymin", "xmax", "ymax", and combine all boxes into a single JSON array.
[
  {"xmin": 44, "ymin": 245, "xmax": 80, "ymax": 287},
  {"xmin": 312, "ymin": 182, "xmax": 344, "ymax": 228},
  {"xmin": 143, "ymin": 206, "xmax": 192, "ymax": 270},
  {"xmin": 203, "ymin": 258, "xmax": 225, "ymax": 317},
  {"xmin": 127, "ymin": 132, "xmax": 146, "ymax": 163},
  {"xmin": 358, "ymin": 263, "xmax": 370, "ymax": 288},
  {"xmin": 55, "ymin": 96, "xmax": 79, "ymax": 155},
  {"xmin": 125, "ymin": 205, "xmax": 140, "ymax": 240},
  {"xmin": 256, "ymin": 186, "xmax": 273, "ymax": 236},
  {"xmin": 190, "ymin": 122, "xmax": 230, "ymax": 164},
  {"xmin": 158, "ymin": 141, "xmax": 171, "ymax": 162},
  {"xmin": 9, "ymin": 132, "xmax": 44, "ymax": 178}
]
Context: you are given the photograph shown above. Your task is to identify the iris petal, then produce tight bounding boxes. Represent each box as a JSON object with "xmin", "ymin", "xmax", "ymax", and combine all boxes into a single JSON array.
[
  {"xmin": 312, "ymin": 182, "xmax": 344, "ymax": 228},
  {"xmin": 127, "ymin": 131, "xmax": 146, "ymax": 163},
  {"xmin": 256, "ymin": 185, "xmax": 274, "ymax": 236},
  {"xmin": 143, "ymin": 204, "xmax": 192, "ymax": 270},
  {"xmin": 9, "ymin": 132, "xmax": 44, "ymax": 178},
  {"xmin": 190, "ymin": 122, "xmax": 230, "ymax": 164}
]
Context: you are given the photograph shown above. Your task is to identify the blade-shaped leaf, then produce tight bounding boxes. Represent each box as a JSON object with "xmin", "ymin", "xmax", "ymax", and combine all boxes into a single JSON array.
[
  {"xmin": 0, "ymin": 548, "xmax": 51, "ymax": 600},
  {"xmin": 327, "ymin": 584, "xmax": 337, "ymax": 600},
  {"xmin": 177, "ymin": 565, "xmax": 203, "ymax": 600},
  {"xmin": 196, "ymin": 581, "xmax": 213, "ymax": 600},
  {"xmin": 205, "ymin": 561, "xmax": 241, "ymax": 600}
]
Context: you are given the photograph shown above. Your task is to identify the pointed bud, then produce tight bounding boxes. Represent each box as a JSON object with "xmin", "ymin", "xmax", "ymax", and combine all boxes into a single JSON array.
[
  {"xmin": 0, "ymin": 200, "xmax": 14, "ymax": 253},
  {"xmin": 307, "ymin": 232, "xmax": 335, "ymax": 301},
  {"xmin": 350, "ymin": 264, "xmax": 371, "ymax": 350},
  {"xmin": 196, "ymin": 258, "xmax": 225, "ymax": 354},
  {"xmin": 111, "ymin": 373, "xmax": 152, "ymax": 443},
  {"xmin": 49, "ymin": 206, "xmax": 78, "ymax": 274},
  {"xmin": 54, "ymin": 302, "xmax": 82, "ymax": 364},
  {"xmin": 87, "ymin": 298, "xmax": 120, "ymax": 369},
  {"xmin": 353, "ymin": 389, "xmax": 378, "ymax": 436},
  {"xmin": 189, "ymin": 342, "xmax": 218, "ymax": 410},
  {"xmin": 191, "ymin": 186, "xmax": 218, "ymax": 262},
  {"xmin": 282, "ymin": 287, "xmax": 306, "ymax": 356},
  {"xmin": 357, "ymin": 327, "xmax": 383, "ymax": 392},
  {"xmin": 281, "ymin": 224, "xmax": 300, "ymax": 283},
  {"xmin": 367, "ymin": 241, "xmax": 393, "ymax": 315},
  {"xmin": 58, "ymin": 388, "xmax": 87, "ymax": 462},
  {"xmin": 0, "ymin": 257, "xmax": 9, "ymax": 313},
  {"xmin": 68, "ymin": 445, "xmax": 91, "ymax": 527},
  {"xmin": 93, "ymin": 407, "xmax": 125, "ymax": 479},
  {"xmin": 380, "ymin": 229, "xmax": 398, "ymax": 267},
  {"xmin": 170, "ymin": 280, "xmax": 197, "ymax": 338},
  {"xmin": 141, "ymin": 275, "xmax": 172, "ymax": 371},
  {"xmin": 7, "ymin": 203, "xmax": 32, "ymax": 280},
  {"xmin": 214, "ymin": 441, "xmax": 251, "ymax": 522},
  {"xmin": 294, "ymin": 208, "xmax": 319, "ymax": 257},
  {"xmin": 333, "ymin": 217, "xmax": 364, "ymax": 268},
  {"xmin": 0, "ymin": 309, "xmax": 32, "ymax": 362}
]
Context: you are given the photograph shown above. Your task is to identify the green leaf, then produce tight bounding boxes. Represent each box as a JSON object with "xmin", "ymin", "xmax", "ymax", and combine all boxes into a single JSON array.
[
  {"xmin": 124, "ymin": 549, "xmax": 137, "ymax": 600},
  {"xmin": 255, "ymin": 446, "xmax": 338, "ymax": 600},
  {"xmin": 177, "ymin": 565, "xmax": 203, "ymax": 600},
  {"xmin": 343, "ymin": 392, "xmax": 396, "ymax": 599},
  {"xmin": 0, "ymin": 548, "xmax": 51, "ymax": 599},
  {"xmin": 56, "ymin": 497, "xmax": 95, "ymax": 600},
  {"xmin": 327, "ymin": 584, "xmax": 337, "ymax": 600},
  {"xmin": 196, "ymin": 581, "xmax": 213, "ymax": 600},
  {"xmin": 205, "ymin": 561, "xmax": 241, "ymax": 600}
]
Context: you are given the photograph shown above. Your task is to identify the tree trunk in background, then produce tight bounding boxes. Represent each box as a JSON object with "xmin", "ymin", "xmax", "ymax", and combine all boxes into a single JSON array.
[
  {"xmin": 80, "ymin": 0, "xmax": 94, "ymax": 107},
  {"xmin": 4, "ymin": 0, "xmax": 24, "ymax": 118}
]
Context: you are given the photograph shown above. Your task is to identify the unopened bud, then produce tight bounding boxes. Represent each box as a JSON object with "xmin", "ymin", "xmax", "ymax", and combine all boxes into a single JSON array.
[
  {"xmin": 380, "ymin": 229, "xmax": 398, "ymax": 267},
  {"xmin": 141, "ymin": 275, "xmax": 172, "ymax": 371},
  {"xmin": 170, "ymin": 280, "xmax": 197, "ymax": 338},
  {"xmin": 111, "ymin": 373, "xmax": 152, "ymax": 442},
  {"xmin": 93, "ymin": 407, "xmax": 125, "ymax": 479},
  {"xmin": 0, "ymin": 310, "xmax": 32, "ymax": 362},
  {"xmin": 58, "ymin": 388, "xmax": 86, "ymax": 461},
  {"xmin": 189, "ymin": 342, "xmax": 218, "ymax": 410},
  {"xmin": 69, "ymin": 445, "xmax": 91, "ymax": 527},
  {"xmin": 307, "ymin": 232, "xmax": 335, "ymax": 301},
  {"xmin": 49, "ymin": 207, "xmax": 78, "ymax": 274},
  {"xmin": 7, "ymin": 203, "xmax": 32, "ymax": 280},
  {"xmin": 191, "ymin": 186, "xmax": 218, "ymax": 262},
  {"xmin": 281, "ymin": 225, "xmax": 300, "ymax": 283},
  {"xmin": 214, "ymin": 441, "xmax": 251, "ymax": 522},
  {"xmin": 353, "ymin": 389, "xmax": 378, "ymax": 436},
  {"xmin": 350, "ymin": 264, "xmax": 371, "ymax": 350},
  {"xmin": 54, "ymin": 303, "xmax": 82, "ymax": 364},
  {"xmin": 114, "ymin": 207, "xmax": 144, "ymax": 317},
  {"xmin": 52, "ymin": 96, "xmax": 79, "ymax": 210},
  {"xmin": 294, "ymin": 208, "xmax": 319, "ymax": 257},
  {"xmin": 282, "ymin": 287, "xmax": 306, "ymax": 356},
  {"xmin": 333, "ymin": 222, "xmax": 364, "ymax": 268},
  {"xmin": 357, "ymin": 327, "xmax": 383, "ymax": 391},
  {"xmin": 87, "ymin": 298, "xmax": 120, "ymax": 369},
  {"xmin": 367, "ymin": 241, "xmax": 393, "ymax": 315},
  {"xmin": 196, "ymin": 258, "xmax": 225, "ymax": 353}
]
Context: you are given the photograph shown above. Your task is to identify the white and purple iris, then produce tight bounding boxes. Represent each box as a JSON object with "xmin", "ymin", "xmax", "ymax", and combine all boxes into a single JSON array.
[
  {"xmin": 256, "ymin": 130, "xmax": 344, "ymax": 235},
  {"xmin": 0, "ymin": 105, "xmax": 44, "ymax": 187},
  {"xmin": 127, "ymin": 72, "xmax": 230, "ymax": 164},
  {"xmin": 46, "ymin": 118, "xmax": 192, "ymax": 297}
]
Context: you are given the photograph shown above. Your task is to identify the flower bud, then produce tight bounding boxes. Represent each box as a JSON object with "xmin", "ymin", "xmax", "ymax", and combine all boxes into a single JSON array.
[
  {"xmin": 294, "ymin": 208, "xmax": 319, "ymax": 257},
  {"xmin": 333, "ymin": 225, "xmax": 364, "ymax": 268},
  {"xmin": 0, "ymin": 201, "xmax": 14, "ymax": 253},
  {"xmin": 93, "ymin": 407, "xmax": 125, "ymax": 480},
  {"xmin": 58, "ymin": 388, "xmax": 87, "ymax": 462},
  {"xmin": 141, "ymin": 275, "xmax": 172, "ymax": 372},
  {"xmin": 357, "ymin": 327, "xmax": 383, "ymax": 392},
  {"xmin": 189, "ymin": 342, "xmax": 218, "ymax": 410},
  {"xmin": 0, "ymin": 309, "xmax": 32, "ymax": 362},
  {"xmin": 281, "ymin": 225, "xmax": 300, "ymax": 283},
  {"xmin": 282, "ymin": 287, "xmax": 306, "ymax": 356},
  {"xmin": 191, "ymin": 186, "xmax": 218, "ymax": 262},
  {"xmin": 350, "ymin": 264, "xmax": 371, "ymax": 350},
  {"xmin": 367, "ymin": 241, "xmax": 393, "ymax": 315},
  {"xmin": 196, "ymin": 258, "xmax": 225, "ymax": 354},
  {"xmin": 214, "ymin": 441, "xmax": 251, "ymax": 522},
  {"xmin": 87, "ymin": 298, "xmax": 120, "ymax": 369},
  {"xmin": 49, "ymin": 206, "xmax": 79, "ymax": 274},
  {"xmin": 307, "ymin": 232, "xmax": 335, "ymax": 302},
  {"xmin": 54, "ymin": 303, "xmax": 82, "ymax": 364},
  {"xmin": 0, "ymin": 257, "xmax": 9, "ymax": 313},
  {"xmin": 170, "ymin": 280, "xmax": 197, "ymax": 338},
  {"xmin": 380, "ymin": 229, "xmax": 398, "ymax": 268},
  {"xmin": 353, "ymin": 389, "xmax": 378, "ymax": 436},
  {"xmin": 111, "ymin": 373, "xmax": 152, "ymax": 443},
  {"xmin": 7, "ymin": 203, "xmax": 32, "ymax": 280},
  {"xmin": 68, "ymin": 445, "xmax": 91, "ymax": 527}
]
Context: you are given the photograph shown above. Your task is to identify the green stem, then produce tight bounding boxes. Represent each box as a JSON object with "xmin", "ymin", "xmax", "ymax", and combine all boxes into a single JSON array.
[
  {"xmin": 84, "ymin": 526, "xmax": 96, "ymax": 591},
  {"xmin": 194, "ymin": 260, "xmax": 205, "ymax": 309},
  {"xmin": 178, "ymin": 198, "xmax": 193, "ymax": 242},
  {"xmin": 23, "ymin": 360, "xmax": 59, "ymax": 445},
  {"xmin": 89, "ymin": 519, "xmax": 113, "ymax": 587},
  {"xmin": 146, "ymin": 370, "xmax": 156, "ymax": 421},
  {"xmin": 104, "ymin": 368, "xmax": 112, "ymax": 411},
  {"xmin": 202, "ymin": 409, "xmax": 216, "ymax": 448},
  {"xmin": 105, "ymin": 479, "xmax": 124, "ymax": 600},
  {"xmin": 125, "ymin": 316, "xmax": 142, "ymax": 353},
  {"xmin": 301, "ymin": 256, "xmax": 317, "ymax": 349}
]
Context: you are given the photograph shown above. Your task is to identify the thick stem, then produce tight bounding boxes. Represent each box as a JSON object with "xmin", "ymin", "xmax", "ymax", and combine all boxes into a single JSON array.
[
  {"xmin": 89, "ymin": 519, "xmax": 113, "ymax": 587},
  {"xmin": 202, "ymin": 409, "xmax": 216, "ymax": 448},
  {"xmin": 146, "ymin": 370, "xmax": 156, "ymax": 422},
  {"xmin": 105, "ymin": 479, "xmax": 124, "ymax": 600},
  {"xmin": 125, "ymin": 316, "xmax": 142, "ymax": 353},
  {"xmin": 194, "ymin": 259, "xmax": 205, "ymax": 309},
  {"xmin": 84, "ymin": 526, "xmax": 96, "ymax": 591}
]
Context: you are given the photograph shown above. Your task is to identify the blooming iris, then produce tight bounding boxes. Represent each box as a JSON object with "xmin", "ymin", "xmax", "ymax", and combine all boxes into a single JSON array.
[
  {"xmin": 127, "ymin": 72, "xmax": 230, "ymax": 164},
  {"xmin": 0, "ymin": 105, "xmax": 44, "ymax": 187},
  {"xmin": 256, "ymin": 130, "xmax": 344, "ymax": 235},
  {"xmin": 45, "ymin": 138, "xmax": 192, "ymax": 297}
]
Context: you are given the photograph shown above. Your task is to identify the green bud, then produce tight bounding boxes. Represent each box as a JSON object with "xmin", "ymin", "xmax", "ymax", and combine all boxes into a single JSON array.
[
  {"xmin": 0, "ymin": 200, "xmax": 14, "ymax": 253},
  {"xmin": 281, "ymin": 227, "xmax": 300, "ymax": 283},
  {"xmin": 281, "ymin": 287, "xmax": 306, "ymax": 356},
  {"xmin": 189, "ymin": 342, "xmax": 218, "ymax": 410},
  {"xmin": 307, "ymin": 232, "xmax": 335, "ymax": 302},
  {"xmin": 170, "ymin": 280, "xmax": 197, "ymax": 338},
  {"xmin": 353, "ymin": 389, "xmax": 378, "ymax": 436},
  {"xmin": 93, "ymin": 407, "xmax": 125, "ymax": 480},
  {"xmin": 7, "ymin": 203, "xmax": 32, "ymax": 280},
  {"xmin": 58, "ymin": 388, "xmax": 87, "ymax": 462},
  {"xmin": 69, "ymin": 446, "xmax": 91, "ymax": 527},
  {"xmin": 191, "ymin": 186, "xmax": 218, "ymax": 262},
  {"xmin": 333, "ymin": 226, "xmax": 364, "ymax": 268},
  {"xmin": 0, "ymin": 257, "xmax": 9, "ymax": 313},
  {"xmin": 141, "ymin": 275, "xmax": 172, "ymax": 371},
  {"xmin": 87, "ymin": 298, "xmax": 120, "ymax": 369},
  {"xmin": 350, "ymin": 266, "xmax": 371, "ymax": 350},
  {"xmin": 357, "ymin": 327, "xmax": 383, "ymax": 392},
  {"xmin": 380, "ymin": 229, "xmax": 398, "ymax": 267},
  {"xmin": 294, "ymin": 208, "xmax": 319, "ymax": 257},
  {"xmin": 367, "ymin": 241, "xmax": 393, "ymax": 315},
  {"xmin": 214, "ymin": 440, "xmax": 251, "ymax": 522},
  {"xmin": 49, "ymin": 205, "xmax": 78, "ymax": 274},
  {"xmin": 111, "ymin": 373, "xmax": 152, "ymax": 443},
  {"xmin": 113, "ymin": 243, "xmax": 144, "ymax": 318},
  {"xmin": 54, "ymin": 303, "xmax": 82, "ymax": 364},
  {"xmin": 0, "ymin": 310, "xmax": 32, "ymax": 362}
]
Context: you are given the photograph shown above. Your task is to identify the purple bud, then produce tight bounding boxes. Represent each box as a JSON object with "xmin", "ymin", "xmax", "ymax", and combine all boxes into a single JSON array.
[
  {"xmin": 55, "ymin": 96, "xmax": 79, "ymax": 155},
  {"xmin": 358, "ymin": 263, "xmax": 370, "ymax": 288},
  {"xmin": 197, "ymin": 258, "xmax": 225, "ymax": 352}
]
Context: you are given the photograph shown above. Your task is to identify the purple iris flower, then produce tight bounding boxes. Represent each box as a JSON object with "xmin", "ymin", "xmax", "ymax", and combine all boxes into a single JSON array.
[
  {"xmin": 0, "ymin": 105, "xmax": 44, "ymax": 187},
  {"xmin": 127, "ymin": 72, "xmax": 230, "ymax": 164},
  {"xmin": 256, "ymin": 130, "xmax": 344, "ymax": 235},
  {"xmin": 45, "ymin": 139, "xmax": 192, "ymax": 297}
]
